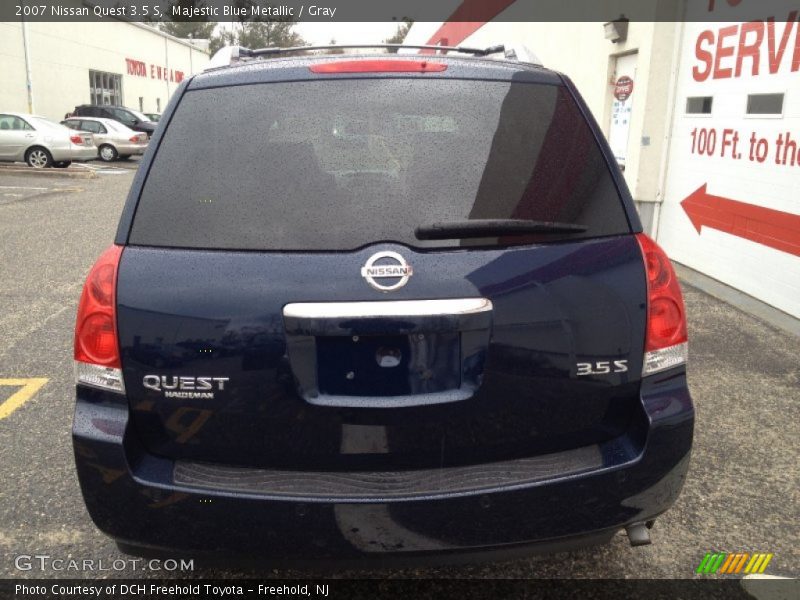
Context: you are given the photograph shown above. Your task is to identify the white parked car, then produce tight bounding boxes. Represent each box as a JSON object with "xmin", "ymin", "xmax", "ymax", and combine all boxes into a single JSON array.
[
  {"xmin": 0, "ymin": 112, "xmax": 96, "ymax": 168},
  {"xmin": 61, "ymin": 117, "xmax": 149, "ymax": 162}
]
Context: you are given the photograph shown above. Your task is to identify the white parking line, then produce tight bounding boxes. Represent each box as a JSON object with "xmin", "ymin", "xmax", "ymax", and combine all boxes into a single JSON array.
[
  {"xmin": 82, "ymin": 163, "xmax": 124, "ymax": 170},
  {"xmin": 80, "ymin": 164, "xmax": 129, "ymax": 175},
  {"xmin": 0, "ymin": 185, "xmax": 49, "ymax": 190}
]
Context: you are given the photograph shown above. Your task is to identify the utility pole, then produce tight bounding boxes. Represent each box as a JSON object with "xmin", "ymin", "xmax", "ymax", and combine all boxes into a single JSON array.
[
  {"xmin": 164, "ymin": 35, "xmax": 170, "ymax": 98},
  {"xmin": 21, "ymin": 10, "xmax": 35, "ymax": 113}
]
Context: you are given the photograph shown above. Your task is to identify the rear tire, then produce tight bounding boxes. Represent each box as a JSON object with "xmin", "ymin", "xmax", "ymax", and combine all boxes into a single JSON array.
[
  {"xmin": 53, "ymin": 160, "xmax": 72, "ymax": 168},
  {"xmin": 26, "ymin": 147, "xmax": 52, "ymax": 168},
  {"xmin": 99, "ymin": 144, "xmax": 118, "ymax": 162}
]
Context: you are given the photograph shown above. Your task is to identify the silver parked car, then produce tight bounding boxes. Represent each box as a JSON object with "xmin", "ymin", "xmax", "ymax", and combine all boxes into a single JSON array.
[
  {"xmin": 0, "ymin": 112, "xmax": 96, "ymax": 168},
  {"xmin": 61, "ymin": 117, "xmax": 148, "ymax": 162}
]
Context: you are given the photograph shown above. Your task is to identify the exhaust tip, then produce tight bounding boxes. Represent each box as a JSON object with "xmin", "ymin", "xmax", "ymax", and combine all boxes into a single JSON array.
[{"xmin": 625, "ymin": 522, "xmax": 652, "ymax": 547}]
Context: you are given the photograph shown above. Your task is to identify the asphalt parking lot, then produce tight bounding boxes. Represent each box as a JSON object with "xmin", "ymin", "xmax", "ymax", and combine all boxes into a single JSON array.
[{"xmin": 0, "ymin": 162, "xmax": 797, "ymax": 580}]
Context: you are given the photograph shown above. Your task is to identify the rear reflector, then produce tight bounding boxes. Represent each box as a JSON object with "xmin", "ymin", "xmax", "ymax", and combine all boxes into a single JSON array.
[
  {"xmin": 74, "ymin": 362, "xmax": 125, "ymax": 393},
  {"xmin": 636, "ymin": 233, "xmax": 688, "ymax": 376},
  {"xmin": 642, "ymin": 342, "xmax": 688, "ymax": 376},
  {"xmin": 74, "ymin": 244, "xmax": 125, "ymax": 393},
  {"xmin": 309, "ymin": 60, "xmax": 447, "ymax": 74}
]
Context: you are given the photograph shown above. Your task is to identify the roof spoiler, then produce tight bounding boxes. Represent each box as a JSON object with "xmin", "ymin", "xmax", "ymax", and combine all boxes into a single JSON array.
[{"xmin": 203, "ymin": 43, "xmax": 543, "ymax": 71}]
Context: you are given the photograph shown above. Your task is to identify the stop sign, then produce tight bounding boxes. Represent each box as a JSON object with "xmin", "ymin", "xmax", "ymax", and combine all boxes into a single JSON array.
[{"xmin": 614, "ymin": 76, "xmax": 634, "ymax": 101}]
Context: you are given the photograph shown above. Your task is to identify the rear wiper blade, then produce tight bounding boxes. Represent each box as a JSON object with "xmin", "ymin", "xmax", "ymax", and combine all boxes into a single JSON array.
[{"xmin": 415, "ymin": 219, "xmax": 587, "ymax": 240}]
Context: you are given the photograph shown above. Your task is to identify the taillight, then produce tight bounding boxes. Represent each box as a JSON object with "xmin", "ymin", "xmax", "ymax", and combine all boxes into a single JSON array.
[
  {"xmin": 74, "ymin": 245, "xmax": 125, "ymax": 393},
  {"xmin": 130, "ymin": 135, "xmax": 142, "ymax": 143},
  {"xmin": 309, "ymin": 60, "xmax": 447, "ymax": 74},
  {"xmin": 636, "ymin": 233, "xmax": 688, "ymax": 376},
  {"xmin": 70, "ymin": 134, "xmax": 82, "ymax": 145}
]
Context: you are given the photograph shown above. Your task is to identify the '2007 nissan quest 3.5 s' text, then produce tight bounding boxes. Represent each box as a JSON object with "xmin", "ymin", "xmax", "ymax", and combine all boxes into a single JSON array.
[{"xmin": 72, "ymin": 43, "xmax": 693, "ymax": 562}]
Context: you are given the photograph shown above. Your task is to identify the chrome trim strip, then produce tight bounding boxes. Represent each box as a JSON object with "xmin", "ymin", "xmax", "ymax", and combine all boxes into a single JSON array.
[
  {"xmin": 283, "ymin": 298, "xmax": 493, "ymax": 319},
  {"xmin": 306, "ymin": 390, "xmax": 473, "ymax": 409}
]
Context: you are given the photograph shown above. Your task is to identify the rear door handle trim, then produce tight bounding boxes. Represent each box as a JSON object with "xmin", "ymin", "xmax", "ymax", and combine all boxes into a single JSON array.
[{"xmin": 283, "ymin": 298, "xmax": 493, "ymax": 319}]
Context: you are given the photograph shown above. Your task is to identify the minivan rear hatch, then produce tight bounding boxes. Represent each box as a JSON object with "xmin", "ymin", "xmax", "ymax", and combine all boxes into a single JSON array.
[{"xmin": 117, "ymin": 62, "xmax": 646, "ymax": 471}]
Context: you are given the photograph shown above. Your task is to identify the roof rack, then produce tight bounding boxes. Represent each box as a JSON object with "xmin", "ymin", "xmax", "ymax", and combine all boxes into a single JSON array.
[{"xmin": 204, "ymin": 43, "xmax": 543, "ymax": 71}]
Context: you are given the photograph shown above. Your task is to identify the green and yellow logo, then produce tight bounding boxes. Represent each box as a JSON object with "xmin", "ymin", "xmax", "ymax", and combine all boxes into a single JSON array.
[{"xmin": 696, "ymin": 552, "xmax": 774, "ymax": 575}]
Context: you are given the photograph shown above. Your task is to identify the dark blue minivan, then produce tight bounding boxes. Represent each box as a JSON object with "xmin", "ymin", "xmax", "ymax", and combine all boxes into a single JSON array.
[{"xmin": 72, "ymin": 45, "xmax": 693, "ymax": 562}]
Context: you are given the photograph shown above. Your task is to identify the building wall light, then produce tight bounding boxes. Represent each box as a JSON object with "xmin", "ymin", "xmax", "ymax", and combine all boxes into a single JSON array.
[{"xmin": 604, "ymin": 17, "xmax": 629, "ymax": 43}]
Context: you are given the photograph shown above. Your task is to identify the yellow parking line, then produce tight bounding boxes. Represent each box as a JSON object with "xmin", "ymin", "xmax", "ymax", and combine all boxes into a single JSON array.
[{"xmin": 0, "ymin": 378, "xmax": 49, "ymax": 420}]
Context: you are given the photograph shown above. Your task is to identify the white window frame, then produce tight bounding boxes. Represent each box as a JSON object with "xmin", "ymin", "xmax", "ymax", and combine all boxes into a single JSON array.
[
  {"xmin": 744, "ymin": 91, "xmax": 786, "ymax": 119},
  {"xmin": 685, "ymin": 95, "xmax": 714, "ymax": 118}
]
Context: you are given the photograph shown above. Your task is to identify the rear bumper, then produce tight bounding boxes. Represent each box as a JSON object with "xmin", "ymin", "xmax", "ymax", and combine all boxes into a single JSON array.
[
  {"xmin": 114, "ymin": 143, "xmax": 147, "ymax": 156},
  {"xmin": 73, "ymin": 370, "xmax": 693, "ymax": 562},
  {"xmin": 52, "ymin": 146, "xmax": 97, "ymax": 162}
]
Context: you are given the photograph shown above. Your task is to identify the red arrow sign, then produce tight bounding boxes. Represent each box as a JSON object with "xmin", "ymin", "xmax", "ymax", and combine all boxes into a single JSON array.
[{"xmin": 680, "ymin": 184, "xmax": 800, "ymax": 257}]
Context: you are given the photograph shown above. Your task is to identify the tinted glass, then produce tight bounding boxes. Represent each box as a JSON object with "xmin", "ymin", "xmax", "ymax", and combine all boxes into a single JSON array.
[
  {"xmin": 81, "ymin": 120, "xmax": 103, "ymax": 133},
  {"xmin": 0, "ymin": 115, "xmax": 32, "ymax": 130},
  {"xmin": 686, "ymin": 96, "xmax": 713, "ymax": 114},
  {"xmin": 111, "ymin": 108, "xmax": 137, "ymax": 125},
  {"xmin": 128, "ymin": 109, "xmax": 149, "ymax": 121},
  {"xmin": 130, "ymin": 79, "xmax": 629, "ymax": 250},
  {"xmin": 746, "ymin": 93, "xmax": 784, "ymax": 115}
]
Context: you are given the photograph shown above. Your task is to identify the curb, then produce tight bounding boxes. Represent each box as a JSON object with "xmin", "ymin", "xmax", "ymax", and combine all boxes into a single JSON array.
[{"xmin": 0, "ymin": 165, "xmax": 98, "ymax": 179}]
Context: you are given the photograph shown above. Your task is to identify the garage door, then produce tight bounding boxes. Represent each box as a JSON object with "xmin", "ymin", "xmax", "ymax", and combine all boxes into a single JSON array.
[{"xmin": 656, "ymin": 16, "xmax": 800, "ymax": 318}]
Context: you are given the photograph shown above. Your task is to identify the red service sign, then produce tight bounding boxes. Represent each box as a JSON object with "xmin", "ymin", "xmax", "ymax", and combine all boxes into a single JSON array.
[
  {"xmin": 125, "ymin": 58, "xmax": 184, "ymax": 83},
  {"xmin": 614, "ymin": 76, "xmax": 634, "ymax": 101}
]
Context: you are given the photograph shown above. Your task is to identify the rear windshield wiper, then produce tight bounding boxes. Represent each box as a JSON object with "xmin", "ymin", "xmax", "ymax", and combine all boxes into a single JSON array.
[{"xmin": 415, "ymin": 219, "xmax": 587, "ymax": 240}]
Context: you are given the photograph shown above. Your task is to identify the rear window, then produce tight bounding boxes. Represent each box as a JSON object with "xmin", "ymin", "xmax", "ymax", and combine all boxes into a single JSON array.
[{"xmin": 129, "ymin": 78, "xmax": 630, "ymax": 250}]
